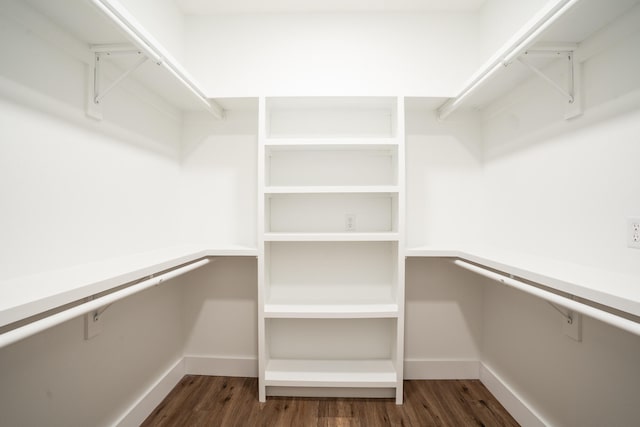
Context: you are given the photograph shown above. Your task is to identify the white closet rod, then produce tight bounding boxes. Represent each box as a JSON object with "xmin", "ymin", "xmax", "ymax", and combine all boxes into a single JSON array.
[
  {"xmin": 454, "ymin": 259, "xmax": 640, "ymax": 337},
  {"xmin": 0, "ymin": 258, "xmax": 210, "ymax": 349},
  {"xmin": 437, "ymin": 0, "xmax": 580, "ymax": 120},
  {"xmin": 88, "ymin": 0, "xmax": 224, "ymax": 119}
]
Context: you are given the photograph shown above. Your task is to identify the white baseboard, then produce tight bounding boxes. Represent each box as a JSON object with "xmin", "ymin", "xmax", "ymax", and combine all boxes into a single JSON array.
[
  {"xmin": 184, "ymin": 355, "xmax": 258, "ymax": 378},
  {"xmin": 404, "ymin": 359, "xmax": 480, "ymax": 379},
  {"xmin": 115, "ymin": 358, "xmax": 185, "ymax": 427},
  {"xmin": 479, "ymin": 364, "xmax": 549, "ymax": 427},
  {"xmin": 113, "ymin": 357, "xmax": 548, "ymax": 427}
]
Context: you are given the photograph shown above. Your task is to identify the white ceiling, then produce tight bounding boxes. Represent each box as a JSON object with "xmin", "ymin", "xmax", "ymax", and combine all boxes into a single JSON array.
[{"xmin": 175, "ymin": 0, "xmax": 487, "ymax": 14}]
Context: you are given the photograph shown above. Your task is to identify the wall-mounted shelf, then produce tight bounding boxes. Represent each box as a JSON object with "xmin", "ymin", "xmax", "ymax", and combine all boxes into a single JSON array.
[
  {"xmin": 406, "ymin": 245, "xmax": 640, "ymax": 319},
  {"xmin": 437, "ymin": 0, "xmax": 640, "ymax": 120},
  {"xmin": 20, "ymin": 0, "xmax": 223, "ymax": 118},
  {"xmin": 0, "ymin": 245, "xmax": 257, "ymax": 333},
  {"xmin": 264, "ymin": 232, "xmax": 400, "ymax": 242}
]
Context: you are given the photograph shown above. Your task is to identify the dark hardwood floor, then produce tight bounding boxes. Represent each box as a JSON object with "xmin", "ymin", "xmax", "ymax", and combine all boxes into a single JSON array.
[{"xmin": 142, "ymin": 376, "xmax": 519, "ymax": 426}]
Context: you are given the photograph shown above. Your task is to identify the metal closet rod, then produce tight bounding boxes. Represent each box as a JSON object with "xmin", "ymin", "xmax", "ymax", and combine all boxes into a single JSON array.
[
  {"xmin": 437, "ymin": 0, "xmax": 581, "ymax": 120},
  {"xmin": 88, "ymin": 0, "xmax": 224, "ymax": 119},
  {"xmin": 0, "ymin": 258, "xmax": 210, "ymax": 349},
  {"xmin": 454, "ymin": 259, "xmax": 640, "ymax": 337}
]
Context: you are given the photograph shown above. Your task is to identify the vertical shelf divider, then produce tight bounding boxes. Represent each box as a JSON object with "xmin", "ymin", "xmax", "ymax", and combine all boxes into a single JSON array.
[{"xmin": 257, "ymin": 97, "xmax": 267, "ymax": 402}]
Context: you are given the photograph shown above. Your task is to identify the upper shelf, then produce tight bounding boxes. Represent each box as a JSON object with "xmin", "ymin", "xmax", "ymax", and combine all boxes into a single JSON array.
[
  {"xmin": 437, "ymin": 0, "xmax": 640, "ymax": 119},
  {"xmin": 265, "ymin": 96, "xmax": 400, "ymax": 139},
  {"xmin": 21, "ymin": 0, "xmax": 223, "ymax": 118}
]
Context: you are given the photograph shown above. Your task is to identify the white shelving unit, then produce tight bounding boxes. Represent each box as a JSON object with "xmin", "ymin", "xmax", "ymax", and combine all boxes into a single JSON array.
[{"xmin": 258, "ymin": 97, "xmax": 405, "ymax": 403}]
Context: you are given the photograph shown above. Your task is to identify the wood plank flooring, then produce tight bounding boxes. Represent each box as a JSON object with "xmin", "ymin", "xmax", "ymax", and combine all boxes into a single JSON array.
[{"xmin": 142, "ymin": 376, "xmax": 519, "ymax": 427}]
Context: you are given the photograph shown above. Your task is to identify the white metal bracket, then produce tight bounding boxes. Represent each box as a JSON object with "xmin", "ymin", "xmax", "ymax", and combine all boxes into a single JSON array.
[
  {"xmin": 547, "ymin": 301, "xmax": 582, "ymax": 341},
  {"xmin": 87, "ymin": 44, "xmax": 148, "ymax": 120},
  {"xmin": 515, "ymin": 47, "xmax": 582, "ymax": 119}
]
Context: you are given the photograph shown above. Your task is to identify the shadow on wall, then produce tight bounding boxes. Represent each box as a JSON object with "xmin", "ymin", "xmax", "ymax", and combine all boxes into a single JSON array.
[
  {"xmin": 179, "ymin": 109, "xmax": 258, "ymax": 247},
  {"xmin": 481, "ymin": 276, "xmax": 640, "ymax": 427},
  {"xmin": 406, "ymin": 103, "xmax": 483, "ymax": 163},
  {"xmin": 405, "ymin": 258, "xmax": 484, "ymax": 361},
  {"xmin": 180, "ymin": 257, "xmax": 258, "ymax": 359}
]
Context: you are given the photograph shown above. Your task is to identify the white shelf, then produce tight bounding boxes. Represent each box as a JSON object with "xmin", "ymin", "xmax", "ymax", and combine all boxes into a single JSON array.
[
  {"xmin": 264, "ymin": 232, "xmax": 400, "ymax": 242},
  {"xmin": 265, "ymin": 186, "xmax": 399, "ymax": 194},
  {"xmin": 264, "ymin": 137, "xmax": 398, "ymax": 147},
  {"xmin": 22, "ymin": 0, "xmax": 222, "ymax": 116},
  {"xmin": 438, "ymin": 0, "xmax": 639, "ymax": 117},
  {"xmin": 264, "ymin": 303, "xmax": 399, "ymax": 318},
  {"xmin": 406, "ymin": 245, "xmax": 640, "ymax": 317},
  {"xmin": 264, "ymin": 359, "xmax": 397, "ymax": 388},
  {"xmin": 0, "ymin": 245, "xmax": 257, "ymax": 328}
]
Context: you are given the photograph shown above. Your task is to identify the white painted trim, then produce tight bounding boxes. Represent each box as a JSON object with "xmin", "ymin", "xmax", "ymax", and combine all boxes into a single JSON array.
[
  {"xmin": 479, "ymin": 363, "xmax": 550, "ymax": 427},
  {"xmin": 114, "ymin": 358, "xmax": 185, "ymax": 427},
  {"xmin": 102, "ymin": 356, "xmax": 552, "ymax": 427},
  {"xmin": 267, "ymin": 386, "xmax": 395, "ymax": 399},
  {"xmin": 184, "ymin": 355, "xmax": 258, "ymax": 378},
  {"xmin": 404, "ymin": 359, "xmax": 480, "ymax": 380}
]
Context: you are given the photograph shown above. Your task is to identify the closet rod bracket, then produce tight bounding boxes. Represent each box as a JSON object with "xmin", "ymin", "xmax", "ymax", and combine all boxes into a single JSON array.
[
  {"xmin": 547, "ymin": 301, "xmax": 573, "ymax": 324},
  {"xmin": 514, "ymin": 46, "xmax": 582, "ymax": 119},
  {"xmin": 87, "ymin": 44, "xmax": 151, "ymax": 119}
]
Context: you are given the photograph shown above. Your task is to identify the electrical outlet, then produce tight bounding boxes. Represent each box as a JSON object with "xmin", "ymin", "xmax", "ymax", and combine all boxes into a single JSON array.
[
  {"xmin": 628, "ymin": 217, "xmax": 640, "ymax": 249},
  {"xmin": 345, "ymin": 214, "xmax": 356, "ymax": 232}
]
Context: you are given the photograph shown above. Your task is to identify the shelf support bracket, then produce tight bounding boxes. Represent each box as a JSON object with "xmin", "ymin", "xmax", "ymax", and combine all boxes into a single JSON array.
[
  {"xmin": 87, "ymin": 44, "xmax": 148, "ymax": 120},
  {"xmin": 516, "ymin": 48, "xmax": 582, "ymax": 119},
  {"xmin": 547, "ymin": 301, "xmax": 573, "ymax": 324}
]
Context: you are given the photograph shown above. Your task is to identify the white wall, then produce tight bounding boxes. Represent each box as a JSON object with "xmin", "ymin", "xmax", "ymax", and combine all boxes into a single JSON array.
[
  {"xmin": 477, "ymin": 9, "xmax": 640, "ymax": 426},
  {"xmin": 179, "ymin": 107, "xmax": 257, "ymax": 247},
  {"xmin": 0, "ymin": 2, "xmax": 182, "ymax": 279},
  {"xmin": 403, "ymin": 100, "xmax": 485, "ymax": 378},
  {"xmin": 0, "ymin": 282, "xmax": 184, "ymax": 427},
  {"xmin": 405, "ymin": 258, "xmax": 484, "ymax": 375},
  {"xmin": 0, "ymin": 4, "xmax": 186, "ymax": 426},
  {"xmin": 182, "ymin": 258, "xmax": 258, "ymax": 365},
  {"xmin": 405, "ymin": 101, "xmax": 484, "ymax": 248},
  {"xmin": 481, "ymin": 14, "xmax": 640, "ymax": 275},
  {"xmin": 183, "ymin": 12, "xmax": 480, "ymax": 97}
]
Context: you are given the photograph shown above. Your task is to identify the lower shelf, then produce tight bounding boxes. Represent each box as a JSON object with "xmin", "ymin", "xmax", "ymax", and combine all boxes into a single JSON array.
[
  {"xmin": 264, "ymin": 359, "xmax": 397, "ymax": 388},
  {"xmin": 264, "ymin": 303, "xmax": 399, "ymax": 318}
]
